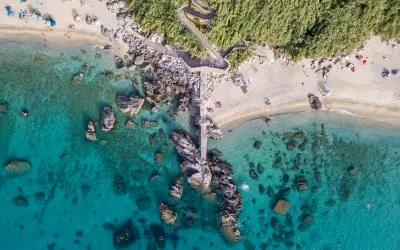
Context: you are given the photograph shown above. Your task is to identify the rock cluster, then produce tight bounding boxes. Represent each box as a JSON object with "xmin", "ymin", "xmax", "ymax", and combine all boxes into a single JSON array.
[
  {"xmin": 85, "ymin": 121, "xmax": 97, "ymax": 141},
  {"xmin": 105, "ymin": 0, "xmax": 198, "ymax": 115},
  {"xmin": 208, "ymin": 156, "xmax": 242, "ymax": 243},
  {"xmin": 159, "ymin": 203, "xmax": 177, "ymax": 225},
  {"xmin": 170, "ymin": 131, "xmax": 211, "ymax": 192},
  {"xmin": 4, "ymin": 161, "xmax": 31, "ymax": 176},
  {"xmin": 116, "ymin": 95, "xmax": 144, "ymax": 116},
  {"xmin": 170, "ymin": 179, "xmax": 183, "ymax": 199},
  {"xmin": 101, "ymin": 107, "xmax": 116, "ymax": 132}
]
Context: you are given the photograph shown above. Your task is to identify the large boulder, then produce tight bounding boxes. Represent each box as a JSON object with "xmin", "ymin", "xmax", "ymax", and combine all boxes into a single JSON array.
[
  {"xmin": 85, "ymin": 121, "xmax": 97, "ymax": 141},
  {"xmin": 159, "ymin": 203, "xmax": 177, "ymax": 225},
  {"xmin": 113, "ymin": 219, "xmax": 139, "ymax": 249},
  {"xmin": 4, "ymin": 161, "xmax": 31, "ymax": 176},
  {"xmin": 101, "ymin": 107, "xmax": 116, "ymax": 132},
  {"xmin": 134, "ymin": 55, "xmax": 145, "ymax": 65},
  {"xmin": 170, "ymin": 131, "xmax": 200, "ymax": 163},
  {"xmin": 117, "ymin": 95, "xmax": 144, "ymax": 116},
  {"xmin": 273, "ymin": 199, "xmax": 290, "ymax": 215},
  {"xmin": 309, "ymin": 94, "xmax": 322, "ymax": 109}
]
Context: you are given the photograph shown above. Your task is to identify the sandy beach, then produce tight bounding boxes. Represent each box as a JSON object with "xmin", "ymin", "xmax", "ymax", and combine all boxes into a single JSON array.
[
  {"xmin": 0, "ymin": 0, "xmax": 128, "ymax": 55},
  {"xmin": 209, "ymin": 37, "xmax": 400, "ymax": 127}
]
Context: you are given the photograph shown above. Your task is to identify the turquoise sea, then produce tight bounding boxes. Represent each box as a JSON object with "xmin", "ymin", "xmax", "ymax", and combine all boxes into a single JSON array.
[{"xmin": 1, "ymin": 38, "xmax": 400, "ymax": 250}]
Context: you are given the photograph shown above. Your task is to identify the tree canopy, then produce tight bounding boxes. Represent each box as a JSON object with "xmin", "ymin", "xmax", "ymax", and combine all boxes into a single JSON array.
[{"xmin": 129, "ymin": 0, "xmax": 400, "ymax": 64}]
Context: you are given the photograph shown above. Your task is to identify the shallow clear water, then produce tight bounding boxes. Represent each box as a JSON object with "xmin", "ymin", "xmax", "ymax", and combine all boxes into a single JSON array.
[{"xmin": 1, "ymin": 39, "xmax": 400, "ymax": 250}]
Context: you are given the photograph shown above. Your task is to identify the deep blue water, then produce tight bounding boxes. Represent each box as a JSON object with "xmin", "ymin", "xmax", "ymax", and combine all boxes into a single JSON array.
[{"xmin": 1, "ymin": 38, "xmax": 400, "ymax": 250}]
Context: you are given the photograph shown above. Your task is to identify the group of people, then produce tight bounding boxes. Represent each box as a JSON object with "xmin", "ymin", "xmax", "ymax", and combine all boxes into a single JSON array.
[{"xmin": 5, "ymin": 5, "xmax": 56, "ymax": 28}]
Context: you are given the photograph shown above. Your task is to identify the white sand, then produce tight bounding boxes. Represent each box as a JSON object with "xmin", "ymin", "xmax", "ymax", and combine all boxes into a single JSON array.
[
  {"xmin": 209, "ymin": 37, "xmax": 400, "ymax": 127},
  {"xmin": 0, "ymin": 0, "xmax": 128, "ymax": 55}
]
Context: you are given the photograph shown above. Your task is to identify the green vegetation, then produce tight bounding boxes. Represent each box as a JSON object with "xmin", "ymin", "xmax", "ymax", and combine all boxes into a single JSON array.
[
  {"xmin": 128, "ymin": 0, "xmax": 207, "ymax": 58},
  {"xmin": 227, "ymin": 48, "xmax": 252, "ymax": 70},
  {"xmin": 209, "ymin": 0, "xmax": 400, "ymax": 60},
  {"xmin": 129, "ymin": 0, "xmax": 400, "ymax": 66}
]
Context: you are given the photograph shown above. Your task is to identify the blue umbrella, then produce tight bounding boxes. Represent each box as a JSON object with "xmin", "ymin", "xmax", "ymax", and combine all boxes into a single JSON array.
[{"xmin": 8, "ymin": 10, "xmax": 14, "ymax": 17}]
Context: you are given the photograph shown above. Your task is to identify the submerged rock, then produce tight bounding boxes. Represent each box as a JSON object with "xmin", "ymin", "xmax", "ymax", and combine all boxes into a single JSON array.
[
  {"xmin": 258, "ymin": 184, "xmax": 265, "ymax": 194},
  {"xmin": 301, "ymin": 214, "xmax": 314, "ymax": 226},
  {"xmin": 85, "ymin": 121, "xmax": 97, "ymax": 141},
  {"xmin": 125, "ymin": 120, "xmax": 137, "ymax": 129},
  {"xmin": 136, "ymin": 196, "xmax": 151, "ymax": 211},
  {"xmin": 253, "ymin": 141, "xmax": 262, "ymax": 149},
  {"xmin": 273, "ymin": 199, "xmax": 290, "ymax": 215},
  {"xmin": 142, "ymin": 120, "xmax": 159, "ymax": 129},
  {"xmin": 294, "ymin": 176, "xmax": 309, "ymax": 191},
  {"xmin": 159, "ymin": 203, "xmax": 177, "ymax": 225},
  {"xmin": 13, "ymin": 195, "xmax": 28, "ymax": 207},
  {"xmin": 170, "ymin": 179, "xmax": 183, "ymax": 199},
  {"xmin": 347, "ymin": 166, "xmax": 357, "ymax": 175},
  {"xmin": 0, "ymin": 102, "xmax": 8, "ymax": 118},
  {"xmin": 34, "ymin": 192, "xmax": 46, "ymax": 201},
  {"xmin": 244, "ymin": 240, "xmax": 256, "ymax": 250},
  {"xmin": 4, "ymin": 161, "xmax": 31, "ymax": 176},
  {"xmin": 113, "ymin": 219, "xmax": 139, "ymax": 248},
  {"xmin": 103, "ymin": 222, "xmax": 116, "ymax": 231},
  {"xmin": 249, "ymin": 169, "xmax": 258, "ymax": 181},
  {"xmin": 154, "ymin": 152, "xmax": 164, "ymax": 165},
  {"xmin": 271, "ymin": 217, "xmax": 280, "ymax": 229},
  {"xmin": 267, "ymin": 186, "xmax": 275, "ymax": 197},
  {"xmin": 101, "ymin": 107, "xmax": 116, "ymax": 132},
  {"xmin": 117, "ymin": 95, "xmax": 144, "ymax": 116},
  {"xmin": 105, "ymin": 72, "xmax": 115, "ymax": 80},
  {"xmin": 113, "ymin": 174, "xmax": 127, "ymax": 195},
  {"xmin": 257, "ymin": 163, "xmax": 264, "ymax": 174}
]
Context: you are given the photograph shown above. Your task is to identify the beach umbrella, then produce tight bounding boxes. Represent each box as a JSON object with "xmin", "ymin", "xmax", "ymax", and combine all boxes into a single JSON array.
[
  {"xmin": 8, "ymin": 11, "xmax": 14, "ymax": 17},
  {"xmin": 74, "ymin": 15, "xmax": 81, "ymax": 21},
  {"xmin": 50, "ymin": 20, "xmax": 56, "ymax": 27}
]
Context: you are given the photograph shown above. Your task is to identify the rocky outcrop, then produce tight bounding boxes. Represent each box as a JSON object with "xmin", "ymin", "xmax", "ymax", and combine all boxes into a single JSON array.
[
  {"xmin": 159, "ymin": 203, "xmax": 177, "ymax": 225},
  {"xmin": 101, "ymin": 107, "xmax": 116, "ymax": 132},
  {"xmin": 85, "ymin": 121, "xmax": 97, "ymax": 141},
  {"xmin": 170, "ymin": 179, "xmax": 183, "ymax": 199},
  {"xmin": 116, "ymin": 95, "xmax": 144, "ymax": 116},
  {"xmin": 170, "ymin": 131, "xmax": 200, "ymax": 163},
  {"xmin": 208, "ymin": 156, "xmax": 242, "ymax": 243},
  {"xmin": 4, "ymin": 161, "xmax": 31, "ymax": 176},
  {"xmin": 171, "ymin": 130, "xmax": 212, "ymax": 192}
]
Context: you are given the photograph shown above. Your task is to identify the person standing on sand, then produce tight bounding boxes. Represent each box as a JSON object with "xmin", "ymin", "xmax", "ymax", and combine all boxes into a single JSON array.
[{"xmin": 40, "ymin": 0, "xmax": 43, "ymax": 5}]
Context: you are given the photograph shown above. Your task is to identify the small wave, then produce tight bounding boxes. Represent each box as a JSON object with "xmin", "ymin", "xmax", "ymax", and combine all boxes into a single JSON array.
[{"xmin": 326, "ymin": 108, "xmax": 364, "ymax": 117}]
